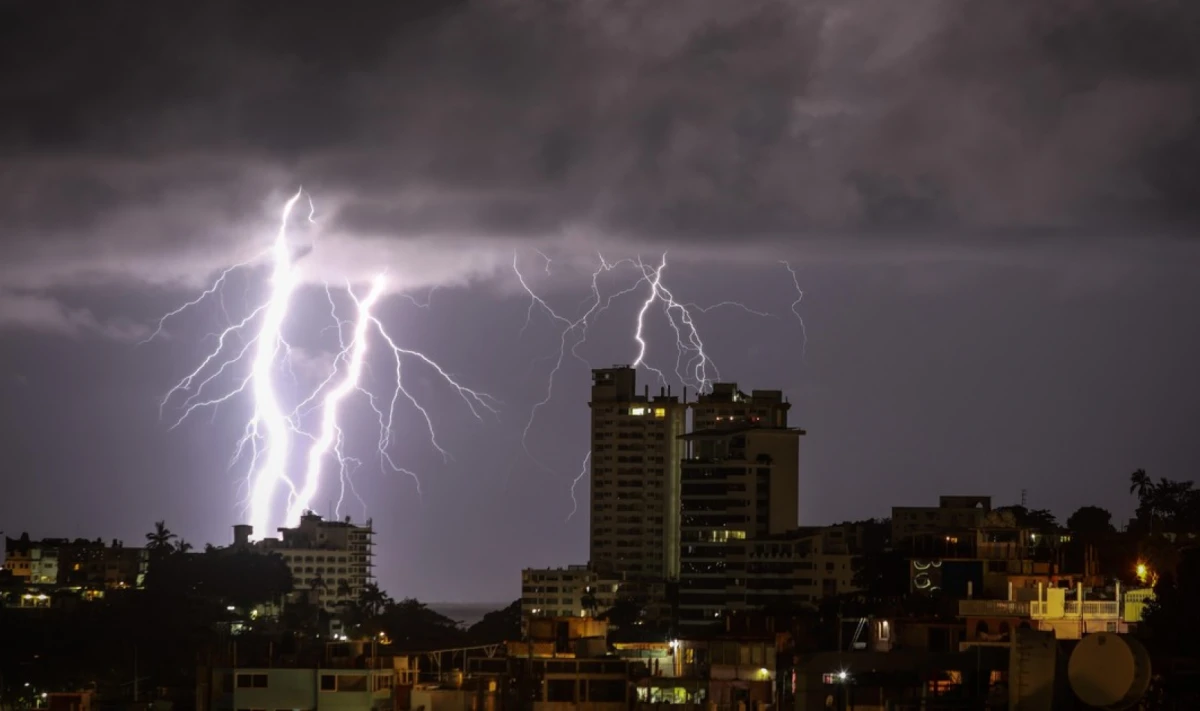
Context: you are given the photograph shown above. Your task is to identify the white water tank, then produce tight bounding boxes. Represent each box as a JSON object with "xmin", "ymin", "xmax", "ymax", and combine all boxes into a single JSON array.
[{"xmin": 1067, "ymin": 633, "xmax": 1152, "ymax": 710}]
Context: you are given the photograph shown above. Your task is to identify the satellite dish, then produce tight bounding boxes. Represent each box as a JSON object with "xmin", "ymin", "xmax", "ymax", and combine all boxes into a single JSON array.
[{"xmin": 1068, "ymin": 633, "xmax": 1152, "ymax": 710}]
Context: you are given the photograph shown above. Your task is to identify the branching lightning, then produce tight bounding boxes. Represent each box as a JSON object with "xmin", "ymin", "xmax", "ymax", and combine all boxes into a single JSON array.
[
  {"xmin": 150, "ymin": 189, "xmax": 495, "ymax": 538},
  {"xmin": 514, "ymin": 250, "xmax": 784, "ymax": 514}
]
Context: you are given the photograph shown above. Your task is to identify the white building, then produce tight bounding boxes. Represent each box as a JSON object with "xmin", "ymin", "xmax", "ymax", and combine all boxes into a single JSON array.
[
  {"xmin": 521, "ymin": 565, "xmax": 623, "ymax": 619},
  {"xmin": 208, "ymin": 666, "xmax": 400, "ymax": 711},
  {"xmin": 238, "ymin": 513, "xmax": 374, "ymax": 612}
]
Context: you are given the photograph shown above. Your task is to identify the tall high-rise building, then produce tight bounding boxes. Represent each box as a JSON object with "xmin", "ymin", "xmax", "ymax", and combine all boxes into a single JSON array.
[
  {"xmin": 692, "ymin": 383, "xmax": 791, "ymax": 431},
  {"xmin": 677, "ymin": 425, "xmax": 804, "ymax": 625},
  {"xmin": 589, "ymin": 367, "xmax": 687, "ymax": 582}
]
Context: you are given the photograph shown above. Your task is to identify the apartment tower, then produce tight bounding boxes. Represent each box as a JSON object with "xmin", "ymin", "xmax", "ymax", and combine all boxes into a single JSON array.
[
  {"xmin": 589, "ymin": 367, "xmax": 687, "ymax": 582},
  {"xmin": 677, "ymin": 424, "xmax": 804, "ymax": 625}
]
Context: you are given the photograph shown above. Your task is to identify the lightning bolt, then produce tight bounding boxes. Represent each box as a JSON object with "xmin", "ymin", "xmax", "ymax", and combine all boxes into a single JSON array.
[
  {"xmin": 514, "ymin": 250, "xmax": 771, "ymax": 513},
  {"xmin": 567, "ymin": 450, "xmax": 591, "ymax": 522},
  {"xmin": 629, "ymin": 253, "xmax": 722, "ymax": 393},
  {"xmin": 781, "ymin": 260, "xmax": 808, "ymax": 358},
  {"xmin": 151, "ymin": 189, "xmax": 495, "ymax": 538}
]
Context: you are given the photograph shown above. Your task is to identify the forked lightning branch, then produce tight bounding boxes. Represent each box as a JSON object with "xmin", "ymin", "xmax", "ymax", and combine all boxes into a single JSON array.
[
  {"xmin": 148, "ymin": 190, "xmax": 806, "ymax": 532},
  {"xmin": 147, "ymin": 190, "xmax": 496, "ymax": 540}
]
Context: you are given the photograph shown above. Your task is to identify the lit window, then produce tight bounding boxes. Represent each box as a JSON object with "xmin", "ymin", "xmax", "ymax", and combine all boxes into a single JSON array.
[
  {"xmin": 629, "ymin": 407, "xmax": 646, "ymax": 416},
  {"xmin": 654, "ymin": 408, "xmax": 666, "ymax": 418}
]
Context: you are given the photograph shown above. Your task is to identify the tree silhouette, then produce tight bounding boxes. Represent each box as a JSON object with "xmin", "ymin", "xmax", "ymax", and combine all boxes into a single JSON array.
[
  {"xmin": 1131, "ymin": 474, "xmax": 1199, "ymax": 535},
  {"xmin": 145, "ymin": 521, "xmax": 177, "ymax": 552},
  {"xmin": 1066, "ymin": 506, "xmax": 1116, "ymax": 537},
  {"xmin": 581, "ymin": 588, "xmax": 599, "ymax": 616},
  {"xmin": 358, "ymin": 582, "xmax": 389, "ymax": 616},
  {"xmin": 1130, "ymin": 468, "xmax": 1153, "ymax": 499},
  {"xmin": 467, "ymin": 600, "xmax": 522, "ymax": 644},
  {"xmin": 600, "ymin": 596, "xmax": 644, "ymax": 630},
  {"xmin": 995, "ymin": 505, "xmax": 1059, "ymax": 532},
  {"xmin": 1140, "ymin": 546, "xmax": 1200, "ymax": 656},
  {"xmin": 376, "ymin": 598, "xmax": 464, "ymax": 650}
]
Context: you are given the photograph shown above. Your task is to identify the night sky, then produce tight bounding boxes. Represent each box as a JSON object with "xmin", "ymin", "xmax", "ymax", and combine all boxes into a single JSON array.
[{"xmin": 1, "ymin": 1, "xmax": 1198, "ymax": 604}]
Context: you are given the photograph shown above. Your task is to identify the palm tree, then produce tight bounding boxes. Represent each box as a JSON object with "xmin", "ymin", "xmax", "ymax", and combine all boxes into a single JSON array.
[
  {"xmin": 358, "ymin": 582, "xmax": 389, "ymax": 617},
  {"xmin": 1130, "ymin": 469, "xmax": 1153, "ymax": 500},
  {"xmin": 310, "ymin": 571, "xmax": 328, "ymax": 596},
  {"xmin": 145, "ymin": 521, "xmax": 177, "ymax": 552},
  {"xmin": 581, "ymin": 588, "xmax": 599, "ymax": 616},
  {"xmin": 175, "ymin": 539, "xmax": 193, "ymax": 554}
]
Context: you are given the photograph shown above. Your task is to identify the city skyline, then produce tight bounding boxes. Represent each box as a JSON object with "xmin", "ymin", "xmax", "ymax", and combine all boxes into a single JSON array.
[{"xmin": 2, "ymin": 2, "xmax": 1199, "ymax": 604}]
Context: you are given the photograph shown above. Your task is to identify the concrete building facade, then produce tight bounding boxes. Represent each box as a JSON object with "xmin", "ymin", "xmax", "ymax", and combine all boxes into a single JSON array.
[
  {"xmin": 691, "ymin": 382, "xmax": 791, "ymax": 432},
  {"xmin": 519, "ymin": 565, "xmax": 623, "ymax": 620},
  {"xmin": 892, "ymin": 495, "xmax": 992, "ymax": 543},
  {"xmin": 244, "ymin": 513, "xmax": 375, "ymax": 611},
  {"xmin": 207, "ymin": 667, "xmax": 397, "ymax": 711},
  {"xmin": 588, "ymin": 367, "xmax": 687, "ymax": 582},
  {"xmin": 3, "ymin": 535, "xmax": 146, "ymax": 589},
  {"xmin": 677, "ymin": 426, "xmax": 804, "ymax": 625}
]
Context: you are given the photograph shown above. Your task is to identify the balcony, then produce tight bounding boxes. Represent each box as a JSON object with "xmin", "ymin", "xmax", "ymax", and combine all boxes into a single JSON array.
[
  {"xmin": 958, "ymin": 599, "xmax": 1030, "ymax": 617},
  {"xmin": 1030, "ymin": 601, "xmax": 1120, "ymax": 620}
]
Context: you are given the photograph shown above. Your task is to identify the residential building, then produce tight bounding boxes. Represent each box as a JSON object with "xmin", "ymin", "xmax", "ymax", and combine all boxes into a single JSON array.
[
  {"xmin": 691, "ymin": 382, "xmax": 791, "ymax": 431},
  {"xmin": 892, "ymin": 495, "xmax": 992, "ymax": 543},
  {"xmin": 588, "ymin": 366, "xmax": 687, "ymax": 582},
  {"xmin": 637, "ymin": 616, "xmax": 781, "ymax": 709},
  {"xmin": 957, "ymin": 583, "xmax": 1155, "ymax": 643},
  {"xmin": 677, "ymin": 425, "xmax": 804, "ymax": 626},
  {"xmin": 519, "ymin": 565, "xmax": 623, "ymax": 620},
  {"xmin": 3, "ymin": 535, "xmax": 146, "ymax": 589},
  {"xmin": 3, "ymin": 538, "xmax": 33, "ymax": 580},
  {"xmin": 206, "ymin": 665, "xmax": 400, "ymax": 711},
  {"xmin": 730, "ymin": 525, "xmax": 860, "ymax": 609},
  {"xmin": 903, "ymin": 506, "xmax": 1072, "ymax": 598},
  {"xmin": 243, "ymin": 513, "xmax": 374, "ymax": 611}
]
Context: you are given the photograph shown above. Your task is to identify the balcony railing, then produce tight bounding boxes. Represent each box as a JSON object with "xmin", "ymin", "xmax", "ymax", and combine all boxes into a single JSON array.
[
  {"xmin": 1029, "ymin": 601, "xmax": 1120, "ymax": 619},
  {"xmin": 958, "ymin": 599, "xmax": 1030, "ymax": 617}
]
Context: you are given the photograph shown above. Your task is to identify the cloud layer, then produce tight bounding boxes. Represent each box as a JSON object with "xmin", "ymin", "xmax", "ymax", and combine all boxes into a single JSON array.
[{"xmin": 2, "ymin": 0, "xmax": 1198, "ymax": 300}]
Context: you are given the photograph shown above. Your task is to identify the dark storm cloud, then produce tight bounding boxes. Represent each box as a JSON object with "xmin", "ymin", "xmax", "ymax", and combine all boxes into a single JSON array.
[{"xmin": 2, "ymin": 0, "xmax": 1199, "ymax": 296}]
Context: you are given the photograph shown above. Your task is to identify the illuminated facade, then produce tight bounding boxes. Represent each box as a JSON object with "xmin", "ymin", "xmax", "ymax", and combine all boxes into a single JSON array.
[
  {"xmin": 245, "ymin": 513, "xmax": 374, "ymax": 611},
  {"xmin": 588, "ymin": 367, "xmax": 687, "ymax": 582},
  {"xmin": 677, "ymin": 426, "xmax": 804, "ymax": 626},
  {"xmin": 520, "ymin": 565, "xmax": 623, "ymax": 620},
  {"xmin": 3, "ymin": 535, "xmax": 146, "ymax": 589}
]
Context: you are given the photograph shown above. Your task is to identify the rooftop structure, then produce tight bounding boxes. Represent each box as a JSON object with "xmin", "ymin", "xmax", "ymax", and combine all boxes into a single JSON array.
[
  {"xmin": 237, "ymin": 513, "xmax": 374, "ymax": 612},
  {"xmin": 692, "ymin": 382, "xmax": 790, "ymax": 431}
]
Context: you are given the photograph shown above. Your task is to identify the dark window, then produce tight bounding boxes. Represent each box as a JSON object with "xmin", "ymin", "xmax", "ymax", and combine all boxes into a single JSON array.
[
  {"xmin": 236, "ymin": 674, "xmax": 267, "ymax": 689},
  {"xmin": 336, "ymin": 675, "xmax": 367, "ymax": 692},
  {"xmin": 587, "ymin": 680, "xmax": 627, "ymax": 703},
  {"xmin": 320, "ymin": 674, "xmax": 336, "ymax": 691},
  {"xmin": 547, "ymin": 680, "xmax": 575, "ymax": 702}
]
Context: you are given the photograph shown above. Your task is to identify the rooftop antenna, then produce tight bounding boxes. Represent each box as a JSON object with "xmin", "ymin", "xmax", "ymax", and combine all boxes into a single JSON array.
[{"xmin": 1021, "ymin": 489, "xmax": 1028, "ymax": 508}]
